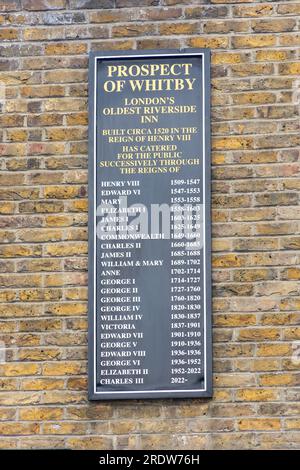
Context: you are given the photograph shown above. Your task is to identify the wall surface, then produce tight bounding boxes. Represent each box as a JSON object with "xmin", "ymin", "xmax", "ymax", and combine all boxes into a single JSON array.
[{"xmin": 0, "ymin": 0, "xmax": 300, "ymax": 450}]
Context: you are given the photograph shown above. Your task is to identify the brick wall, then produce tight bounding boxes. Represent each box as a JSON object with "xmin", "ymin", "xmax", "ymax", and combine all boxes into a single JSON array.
[{"xmin": 0, "ymin": 0, "xmax": 300, "ymax": 450}]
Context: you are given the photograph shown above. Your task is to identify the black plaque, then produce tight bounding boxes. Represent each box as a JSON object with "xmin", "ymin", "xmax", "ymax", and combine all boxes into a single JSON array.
[{"xmin": 88, "ymin": 49, "xmax": 212, "ymax": 400}]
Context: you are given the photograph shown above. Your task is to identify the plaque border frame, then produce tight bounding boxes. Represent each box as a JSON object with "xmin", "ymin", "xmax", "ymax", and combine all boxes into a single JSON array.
[{"xmin": 88, "ymin": 49, "xmax": 212, "ymax": 401}]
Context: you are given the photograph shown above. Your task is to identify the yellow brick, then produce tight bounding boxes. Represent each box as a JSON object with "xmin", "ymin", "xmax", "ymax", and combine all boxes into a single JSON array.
[
  {"xmin": 18, "ymin": 229, "xmax": 62, "ymax": 243},
  {"xmin": 19, "ymin": 407, "xmax": 63, "ymax": 421},
  {"xmin": 21, "ymin": 85, "xmax": 65, "ymax": 99},
  {"xmin": 16, "ymin": 258, "xmax": 61, "ymax": 272},
  {"xmin": 0, "ymin": 423, "xmax": 39, "ymax": 435},
  {"xmin": 44, "ymin": 70, "xmax": 86, "ymax": 84},
  {"xmin": 45, "ymin": 242, "xmax": 88, "ymax": 257},
  {"xmin": 110, "ymin": 420, "xmax": 139, "ymax": 434},
  {"xmin": 67, "ymin": 377, "xmax": 87, "ymax": 390},
  {"xmin": 0, "ymin": 392, "xmax": 40, "ymax": 406},
  {"xmin": 259, "ymin": 373, "xmax": 295, "ymax": 386},
  {"xmin": 0, "ymin": 363, "xmax": 39, "ymax": 377},
  {"xmin": 0, "ymin": 409, "xmax": 16, "ymax": 420},
  {"xmin": 46, "ymin": 127, "xmax": 87, "ymax": 141},
  {"xmin": 90, "ymin": 10, "xmax": 132, "ymax": 23},
  {"xmin": 44, "ymin": 185, "xmax": 85, "ymax": 199},
  {"xmin": 212, "ymin": 254, "xmax": 242, "ymax": 268},
  {"xmin": 66, "ymin": 404, "xmax": 112, "ymax": 420},
  {"xmin": 112, "ymin": 24, "xmax": 154, "ymax": 37},
  {"xmin": 214, "ymin": 314, "xmax": 257, "ymax": 327},
  {"xmin": 22, "ymin": 378, "xmax": 65, "ymax": 391},
  {"xmin": 213, "ymin": 390, "xmax": 232, "ymax": 402},
  {"xmin": 285, "ymin": 419, "xmax": 300, "ymax": 430},
  {"xmin": 279, "ymin": 63, "xmax": 300, "ymax": 75},
  {"xmin": 19, "ymin": 319, "xmax": 62, "ymax": 333},
  {"xmin": 257, "ymin": 343, "xmax": 291, "ymax": 357},
  {"xmin": 252, "ymin": 358, "xmax": 281, "ymax": 372},
  {"xmin": 139, "ymin": 434, "xmax": 177, "ymax": 450},
  {"xmin": 256, "ymin": 50, "xmax": 291, "ymax": 61},
  {"xmin": 66, "ymin": 437, "xmax": 113, "ymax": 450},
  {"xmin": 280, "ymin": 298, "xmax": 300, "ymax": 311},
  {"xmin": 0, "ymin": 245, "xmax": 42, "ymax": 258},
  {"xmin": 44, "ymin": 422, "xmax": 87, "ymax": 435},
  {"xmin": 278, "ymin": 4, "xmax": 300, "ymax": 15},
  {"xmin": 70, "ymin": 199, "xmax": 88, "ymax": 212},
  {"xmin": 42, "ymin": 362, "xmax": 85, "ymax": 376},
  {"xmin": 44, "ymin": 215, "xmax": 72, "ymax": 227},
  {"xmin": 0, "ymin": 28, "xmax": 19, "ymax": 40},
  {"xmin": 23, "ymin": 27, "xmax": 64, "ymax": 41},
  {"xmin": 238, "ymin": 418, "xmax": 280, "ymax": 431},
  {"xmin": 19, "ymin": 289, "xmax": 62, "ymax": 302},
  {"xmin": 232, "ymin": 34, "xmax": 276, "ymax": 48},
  {"xmin": 18, "ymin": 348, "xmax": 61, "ymax": 361},
  {"xmin": 212, "ymin": 52, "xmax": 246, "ymax": 65},
  {"xmin": 212, "ymin": 153, "xmax": 226, "ymax": 165},
  {"xmin": 251, "ymin": 18, "xmax": 296, "ymax": 33},
  {"xmin": 238, "ymin": 328, "xmax": 280, "ymax": 341},
  {"xmin": 159, "ymin": 22, "xmax": 198, "ymax": 35},
  {"xmin": 0, "ymin": 291, "xmax": 16, "ymax": 302},
  {"xmin": 236, "ymin": 389, "xmax": 278, "ymax": 402},
  {"xmin": 42, "ymin": 390, "xmax": 86, "ymax": 406},
  {"xmin": 66, "ymin": 113, "xmax": 88, "ymax": 126},
  {"xmin": 233, "ymin": 5, "xmax": 274, "ymax": 17},
  {"xmin": 19, "ymin": 437, "xmax": 65, "ymax": 449},
  {"xmin": 283, "ymin": 268, "xmax": 300, "ymax": 281},
  {"xmin": 46, "ymin": 303, "xmax": 87, "ymax": 316},
  {"xmin": 213, "ymin": 137, "xmax": 253, "ymax": 150},
  {"xmin": 232, "ymin": 92, "xmax": 275, "ymax": 105},
  {"xmin": 92, "ymin": 39, "xmax": 134, "ymax": 51},
  {"xmin": 0, "ymin": 303, "xmax": 42, "ymax": 317},
  {"xmin": 45, "ymin": 43, "xmax": 87, "ymax": 55},
  {"xmin": 0, "ymin": 378, "xmax": 18, "ymax": 391},
  {"xmin": 212, "ymin": 239, "xmax": 232, "ymax": 251},
  {"xmin": 65, "ymin": 288, "xmax": 87, "ymax": 301},
  {"xmin": 0, "ymin": 439, "xmax": 17, "ymax": 450},
  {"xmin": 0, "ymin": 320, "xmax": 17, "ymax": 333},
  {"xmin": 45, "ymin": 273, "xmax": 87, "ymax": 287},
  {"xmin": 6, "ymin": 129, "xmax": 28, "ymax": 142},
  {"xmin": 214, "ymin": 374, "xmax": 255, "ymax": 388},
  {"xmin": 189, "ymin": 36, "xmax": 229, "ymax": 49}
]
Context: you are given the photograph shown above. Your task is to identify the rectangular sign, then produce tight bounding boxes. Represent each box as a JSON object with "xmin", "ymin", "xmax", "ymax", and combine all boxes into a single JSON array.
[{"xmin": 88, "ymin": 49, "xmax": 212, "ymax": 400}]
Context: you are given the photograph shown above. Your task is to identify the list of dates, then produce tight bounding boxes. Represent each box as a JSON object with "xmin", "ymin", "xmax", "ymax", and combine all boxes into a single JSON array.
[{"xmin": 89, "ymin": 51, "xmax": 211, "ymax": 400}]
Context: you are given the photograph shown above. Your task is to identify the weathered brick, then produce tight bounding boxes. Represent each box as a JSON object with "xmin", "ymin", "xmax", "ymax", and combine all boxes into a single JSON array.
[
  {"xmin": 233, "ymin": 4, "xmax": 274, "ymax": 17},
  {"xmin": 23, "ymin": 26, "xmax": 65, "ymax": 41},
  {"xmin": 91, "ymin": 39, "xmax": 135, "ymax": 51},
  {"xmin": 66, "ymin": 436, "xmax": 113, "ymax": 450},
  {"xmin": 214, "ymin": 314, "xmax": 256, "ymax": 327},
  {"xmin": 188, "ymin": 36, "xmax": 229, "ymax": 49},
  {"xmin": 19, "ymin": 201, "xmax": 64, "ymax": 213},
  {"xmin": 279, "ymin": 62, "xmax": 300, "ymax": 75},
  {"xmin": 19, "ymin": 407, "xmax": 63, "ymax": 421},
  {"xmin": 45, "ymin": 302, "xmax": 87, "ymax": 316},
  {"xmin": 19, "ymin": 319, "xmax": 62, "ymax": 332},
  {"xmin": 238, "ymin": 328, "xmax": 280, "ymax": 342},
  {"xmin": 0, "ymin": 363, "xmax": 39, "ymax": 377},
  {"xmin": 251, "ymin": 19, "xmax": 296, "ymax": 33},
  {"xmin": 259, "ymin": 373, "xmax": 297, "ymax": 387},
  {"xmin": 113, "ymin": 24, "xmax": 156, "ymax": 37},
  {"xmin": 255, "ymin": 50, "xmax": 293, "ymax": 62},
  {"xmin": 236, "ymin": 389, "xmax": 279, "ymax": 402},
  {"xmin": 0, "ymin": 28, "xmax": 19, "ymax": 40},
  {"xmin": 44, "ymin": 185, "xmax": 86, "ymax": 199},
  {"xmin": 44, "ymin": 70, "xmax": 87, "ymax": 84},
  {"xmin": 238, "ymin": 418, "xmax": 280, "ymax": 431}
]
